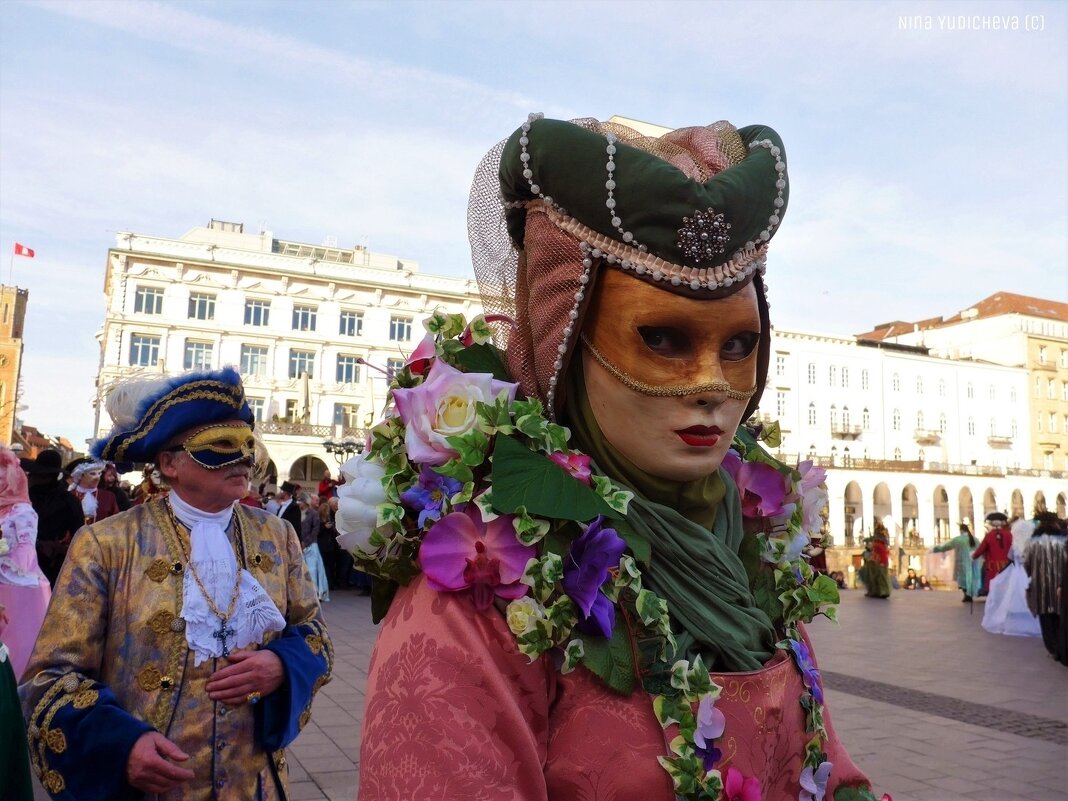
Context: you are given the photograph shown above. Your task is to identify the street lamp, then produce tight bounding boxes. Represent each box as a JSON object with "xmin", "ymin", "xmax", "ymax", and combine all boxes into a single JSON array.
[{"xmin": 322, "ymin": 435, "xmax": 365, "ymax": 465}]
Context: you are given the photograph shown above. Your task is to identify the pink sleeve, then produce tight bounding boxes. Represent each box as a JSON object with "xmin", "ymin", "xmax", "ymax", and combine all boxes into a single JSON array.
[{"xmin": 358, "ymin": 574, "xmax": 553, "ymax": 801}]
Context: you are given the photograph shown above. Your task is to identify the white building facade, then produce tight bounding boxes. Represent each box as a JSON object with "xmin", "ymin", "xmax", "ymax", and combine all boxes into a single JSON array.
[
  {"xmin": 763, "ymin": 327, "xmax": 1066, "ymax": 548},
  {"xmin": 96, "ymin": 220, "xmax": 482, "ymax": 485}
]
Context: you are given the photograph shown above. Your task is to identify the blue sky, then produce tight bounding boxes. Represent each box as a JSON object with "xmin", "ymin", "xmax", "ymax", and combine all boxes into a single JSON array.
[{"xmin": 1, "ymin": 0, "xmax": 1065, "ymax": 447}]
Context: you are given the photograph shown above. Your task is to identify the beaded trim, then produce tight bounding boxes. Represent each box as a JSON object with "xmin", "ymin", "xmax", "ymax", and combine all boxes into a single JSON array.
[
  {"xmin": 543, "ymin": 205, "xmax": 767, "ymax": 292},
  {"xmin": 579, "ymin": 334, "xmax": 757, "ymax": 400},
  {"xmin": 543, "ymin": 237, "xmax": 595, "ymax": 416}
]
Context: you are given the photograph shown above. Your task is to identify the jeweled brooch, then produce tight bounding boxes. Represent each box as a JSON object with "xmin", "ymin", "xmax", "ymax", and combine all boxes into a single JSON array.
[{"xmin": 677, "ymin": 207, "xmax": 731, "ymax": 265}]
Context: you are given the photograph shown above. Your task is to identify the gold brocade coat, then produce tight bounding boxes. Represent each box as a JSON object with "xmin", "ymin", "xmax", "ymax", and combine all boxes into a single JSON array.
[{"xmin": 19, "ymin": 498, "xmax": 333, "ymax": 801}]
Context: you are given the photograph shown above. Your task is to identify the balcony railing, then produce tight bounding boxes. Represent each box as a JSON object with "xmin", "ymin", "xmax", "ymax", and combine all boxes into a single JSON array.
[
  {"xmin": 914, "ymin": 428, "xmax": 942, "ymax": 445},
  {"xmin": 771, "ymin": 454, "xmax": 1066, "ymax": 480},
  {"xmin": 987, "ymin": 434, "xmax": 1013, "ymax": 448},
  {"xmin": 258, "ymin": 420, "xmax": 366, "ymax": 439},
  {"xmin": 830, "ymin": 424, "xmax": 863, "ymax": 440}
]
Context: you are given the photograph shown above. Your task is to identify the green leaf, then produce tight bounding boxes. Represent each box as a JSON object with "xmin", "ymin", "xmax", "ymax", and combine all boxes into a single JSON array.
[
  {"xmin": 445, "ymin": 429, "xmax": 490, "ymax": 466},
  {"xmin": 369, "ymin": 579, "xmax": 399, "ymax": 624},
  {"xmin": 491, "ymin": 435, "xmax": 620, "ymax": 521},
  {"xmin": 560, "ymin": 639, "xmax": 585, "ymax": 674},
  {"xmin": 580, "ymin": 609, "xmax": 635, "ymax": 694},
  {"xmin": 432, "ymin": 460, "xmax": 473, "ymax": 484},
  {"xmin": 455, "ymin": 342, "xmax": 512, "ymax": 381},
  {"xmin": 613, "ymin": 518, "xmax": 651, "ymax": 564}
]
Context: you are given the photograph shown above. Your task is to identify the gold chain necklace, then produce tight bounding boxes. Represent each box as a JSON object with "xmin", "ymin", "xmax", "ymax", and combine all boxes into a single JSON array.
[{"xmin": 167, "ymin": 500, "xmax": 244, "ymax": 656}]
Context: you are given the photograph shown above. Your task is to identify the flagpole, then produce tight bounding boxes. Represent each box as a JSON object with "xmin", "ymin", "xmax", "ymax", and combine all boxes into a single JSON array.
[{"xmin": 6, "ymin": 252, "xmax": 12, "ymax": 286}]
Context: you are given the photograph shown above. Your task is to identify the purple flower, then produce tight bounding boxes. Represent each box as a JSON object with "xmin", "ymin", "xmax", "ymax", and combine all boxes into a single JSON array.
[
  {"xmin": 693, "ymin": 694, "xmax": 726, "ymax": 771},
  {"xmin": 799, "ymin": 761, "xmax": 833, "ymax": 801},
  {"xmin": 400, "ymin": 465, "xmax": 463, "ymax": 527},
  {"xmin": 789, "ymin": 639, "xmax": 824, "ymax": 705},
  {"xmin": 562, "ymin": 516, "xmax": 626, "ymax": 638},
  {"xmin": 419, "ymin": 504, "xmax": 535, "ymax": 610},
  {"xmin": 722, "ymin": 450, "xmax": 791, "ymax": 520}
]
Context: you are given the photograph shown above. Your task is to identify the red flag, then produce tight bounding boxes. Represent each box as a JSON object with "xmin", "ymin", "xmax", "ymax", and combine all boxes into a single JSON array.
[{"xmin": 13, "ymin": 243, "xmax": 35, "ymax": 258}]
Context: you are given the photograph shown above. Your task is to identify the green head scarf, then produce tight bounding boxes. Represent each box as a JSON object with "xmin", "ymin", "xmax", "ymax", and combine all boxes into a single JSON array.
[{"xmin": 563, "ymin": 364, "xmax": 776, "ymax": 672}]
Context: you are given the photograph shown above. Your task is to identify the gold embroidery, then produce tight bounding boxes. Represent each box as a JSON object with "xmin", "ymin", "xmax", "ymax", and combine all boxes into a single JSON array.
[
  {"xmin": 42, "ymin": 769, "xmax": 66, "ymax": 793},
  {"xmin": 148, "ymin": 609, "xmax": 177, "ymax": 635},
  {"xmin": 313, "ymin": 674, "xmax": 328, "ymax": 693},
  {"xmin": 145, "ymin": 559, "xmax": 172, "ymax": 583},
  {"xmin": 44, "ymin": 729, "xmax": 67, "ymax": 753},
  {"xmin": 273, "ymin": 749, "xmax": 287, "ymax": 768},
  {"xmin": 112, "ymin": 382, "xmax": 245, "ymax": 460},
  {"xmin": 299, "ymin": 706, "xmax": 312, "ymax": 728},
  {"xmin": 304, "ymin": 634, "xmax": 323, "ymax": 655},
  {"xmin": 61, "ymin": 674, "xmax": 79, "ymax": 693},
  {"xmin": 72, "ymin": 689, "xmax": 98, "ymax": 709},
  {"xmin": 138, "ymin": 666, "xmax": 163, "ymax": 691}
]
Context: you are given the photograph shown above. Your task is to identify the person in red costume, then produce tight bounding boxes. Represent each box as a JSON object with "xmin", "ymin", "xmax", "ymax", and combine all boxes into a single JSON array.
[{"xmin": 973, "ymin": 511, "xmax": 1013, "ymax": 596}]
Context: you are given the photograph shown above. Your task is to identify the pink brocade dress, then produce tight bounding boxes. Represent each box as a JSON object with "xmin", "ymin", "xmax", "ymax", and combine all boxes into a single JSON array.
[
  {"xmin": 358, "ymin": 574, "xmax": 872, "ymax": 801},
  {"xmin": 0, "ymin": 503, "xmax": 51, "ymax": 680}
]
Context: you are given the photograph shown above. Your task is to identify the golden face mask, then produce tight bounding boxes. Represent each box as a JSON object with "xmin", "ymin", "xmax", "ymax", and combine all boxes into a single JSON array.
[
  {"xmin": 175, "ymin": 423, "xmax": 256, "ymax": 470},
  {"xmin": 581, "ymin": 270, "xmax": 760, "ymax": 398}
]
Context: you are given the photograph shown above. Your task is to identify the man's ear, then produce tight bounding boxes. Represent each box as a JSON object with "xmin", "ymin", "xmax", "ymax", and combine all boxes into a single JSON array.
[{"xmin": 157, "ymin": 451, "xmax": 180, "ymax": 482}]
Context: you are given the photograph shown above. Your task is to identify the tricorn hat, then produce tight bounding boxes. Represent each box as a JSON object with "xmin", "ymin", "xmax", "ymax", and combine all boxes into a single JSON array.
[
  {"xmin": 24, "ymin": 449, "xmax": 64, "ymax": 476},
  {"xmin": 280, "ymin": 480, "xmax": 300, "ymax": 495},
  {"xmin": 92, "ymin": 368, "xmax": 254, "ymax": 463},
  {"xmin": 985, "ymin": 511, "xmax": 1009, "ymax": 523}
]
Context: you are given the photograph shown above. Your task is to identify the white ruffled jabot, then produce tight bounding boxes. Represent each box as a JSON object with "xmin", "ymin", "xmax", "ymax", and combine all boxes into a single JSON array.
[{"xmin": 170, "ymin": 491, "xmax": 286, "ymax": 666}]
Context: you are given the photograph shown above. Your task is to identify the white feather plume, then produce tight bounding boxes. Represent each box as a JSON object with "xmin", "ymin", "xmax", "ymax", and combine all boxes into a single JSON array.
[{"xmin": 103, "ymin": 375, "xmax": 174, "ymax": 430}]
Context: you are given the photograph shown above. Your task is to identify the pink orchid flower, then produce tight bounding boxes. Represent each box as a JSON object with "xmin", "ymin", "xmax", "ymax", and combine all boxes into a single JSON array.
[
  {"xmin": 722, "ymin": 450, "xmax": 791, "ymax": 519},
  {"xmin": 418, "ymin": 504, "xmax": 534, "ymax": 610},
  {"xmin": 723, "ymin": 766, "xmax": 763, "ymax": 801},
  {"xmin": 548, "ymin": 450, "xmax": 593, "ymax": 485}
]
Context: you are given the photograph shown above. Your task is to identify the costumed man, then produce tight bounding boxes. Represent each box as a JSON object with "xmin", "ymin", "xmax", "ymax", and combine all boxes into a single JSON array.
[
  {"xmin": 25, "ymin": 449, "xmax": 85, "ymax": 587},
  {"xmin": 1024, "ymin": 513, "xmax": 1067, "ymax": 660},
  {"xmin": 931, "ymin": 524, "xmax": 982, "ymax": 602},
  {"xmin": 20, "ymin": 368, "xmax": 333, "ymax": 800},
  {"xmin": 973, "ymin": 512, "xmax": 1012, "ymax": 597},
  {"xmin": 275, "ymin": 481, "xmax": 303, "ymax": 534},
  {"xmin": 65, "ymin": 458, "xmax": 121, "ymax": 526},
  {"xmin": 133, "ymin": 465, "xmax": 168, "ymax": 505}
]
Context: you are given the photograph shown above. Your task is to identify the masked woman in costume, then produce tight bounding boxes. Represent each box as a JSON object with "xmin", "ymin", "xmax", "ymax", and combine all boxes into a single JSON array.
[
  {"xmin": 342, "ymin": 115, "xmax": 887, "ymax": 801},
  {"xmin": 0, "ymin": 445, "xmax": 51, "ymax": 679}
]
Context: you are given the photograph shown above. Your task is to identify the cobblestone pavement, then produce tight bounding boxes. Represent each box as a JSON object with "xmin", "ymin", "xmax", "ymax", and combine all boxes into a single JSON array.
[{"xmin": 31, "ymin": 585, "xmax": 1068, "ymax": 800}]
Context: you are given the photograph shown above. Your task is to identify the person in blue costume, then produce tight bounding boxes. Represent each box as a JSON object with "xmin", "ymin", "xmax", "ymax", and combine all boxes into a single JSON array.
[{"xmin": 20, "ymin": 368, "xmax": 333, "ymax": 800}]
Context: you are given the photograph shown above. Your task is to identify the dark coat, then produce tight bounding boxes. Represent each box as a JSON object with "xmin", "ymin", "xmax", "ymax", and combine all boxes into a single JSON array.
[
  {"xmin": 29, "ymin": 480, "xmax": 86, "ymax": 586},
  {"xmin": 278, "ymin": 499, "xmax": 303, "ymax": 537}
]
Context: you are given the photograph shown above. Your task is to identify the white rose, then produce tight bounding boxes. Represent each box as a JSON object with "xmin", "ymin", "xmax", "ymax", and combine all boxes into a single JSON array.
[{"xmin": 335, "ymin": 454, "xmax": 388, "ymax": 554}]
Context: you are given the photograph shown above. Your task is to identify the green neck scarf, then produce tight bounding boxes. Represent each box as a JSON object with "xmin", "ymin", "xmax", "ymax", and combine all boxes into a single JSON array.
[{"xmin": 563, "ymin": 365, "xmax": 777, "ymax": 672}]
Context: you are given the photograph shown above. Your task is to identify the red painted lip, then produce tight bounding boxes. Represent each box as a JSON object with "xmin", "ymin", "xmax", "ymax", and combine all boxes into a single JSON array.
[{"xmin": 675, "ymin": 425, "xmax": 723, "ymax": 448}]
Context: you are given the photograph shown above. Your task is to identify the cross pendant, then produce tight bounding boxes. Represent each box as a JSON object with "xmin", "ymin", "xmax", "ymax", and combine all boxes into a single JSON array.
[{"xmin": 212, "ymin": 619, "xmax": 236, "ymax": 656}]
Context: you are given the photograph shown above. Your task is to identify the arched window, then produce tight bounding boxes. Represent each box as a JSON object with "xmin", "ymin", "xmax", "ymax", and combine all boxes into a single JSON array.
[
  {"xmin": 892, "ymin": 409, "xmax": 901, "ymax": 431},
  {"xmin": 808, "ymin": 444, "xmax": 817, "ymax": 459},
  {"xmin": 893, "ymin": 447, "xmax": 902, "ymax": 460},
  {"xmin": 843, "ymin": 447, "xmax": 852, "ymax": 466},
  {"xmin": 892, "ymin": 373, "xmax": 900, "ymax": 391},
  {"xmin": 841, "ymin": 367, "xmax": 849, "ymax": 388},
  {"xmin": 862, "ymin": 407, "xmax": 870, "ymax": 429},
  {"xmin": 830, "ymin": 404, "xmax": 838, "ymax": 428},
  {"xmin": 808, "ymin": 402, "xmax": 817, "ymax": 426},
  {"xmin": 807, "ymin": 363, "xmax": 816, "ymax": 384},
  {"xmin": 842, "ymin": 406, "xmax": 851, "ymax": 427},
  {"xmin": 966, "ymin": 382, "xmax": 974, "ymax": 399}
]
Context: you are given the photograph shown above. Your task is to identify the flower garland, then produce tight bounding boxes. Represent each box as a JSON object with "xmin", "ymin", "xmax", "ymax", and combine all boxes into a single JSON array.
[{"xmin": 336, "ymin": 312, "xmax": 844, "ymax": 801}]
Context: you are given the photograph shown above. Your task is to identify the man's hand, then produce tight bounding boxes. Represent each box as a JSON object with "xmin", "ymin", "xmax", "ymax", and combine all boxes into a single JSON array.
[
  {"xmin": 206, "ymin": 648, "xmax": 284, "ymax": 705},
  {"xmin": 126, "ymin": 731, "xmax": 195, "ymax": 793}
]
